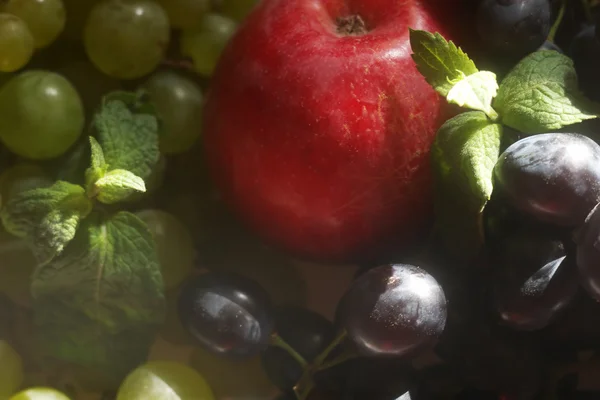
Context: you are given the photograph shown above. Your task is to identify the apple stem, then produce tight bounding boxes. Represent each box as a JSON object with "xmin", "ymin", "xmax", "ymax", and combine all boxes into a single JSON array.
[{"xmin": 269, "ymin": 332, "xmax": 308, "ymax": 368}]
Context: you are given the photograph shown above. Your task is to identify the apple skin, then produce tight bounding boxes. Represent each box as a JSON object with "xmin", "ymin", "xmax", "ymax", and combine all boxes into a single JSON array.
[{"xmin": 204, "ymin": 0, "xmax": 460, "ymax": 263}]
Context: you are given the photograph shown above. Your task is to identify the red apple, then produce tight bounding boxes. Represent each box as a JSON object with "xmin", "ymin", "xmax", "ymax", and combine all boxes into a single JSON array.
[{"xmin": 204, "ymin": 0, "xmax": 461, "ymax": 263}]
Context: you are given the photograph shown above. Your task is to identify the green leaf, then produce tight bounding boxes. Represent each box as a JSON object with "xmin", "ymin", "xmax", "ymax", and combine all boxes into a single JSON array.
[
  {"xmin": 431, "ymin": 111, "xmax": 503, "ymax": 261},
  {"xmin": 32, "ymin": 211, "xmax": 165, "ymax": 381},
  {"xmin": 447, "ymin": 71, "xmax": 499, "ymax": 119},
  {"xmin": 494, "ymin": 50, "xmax": 598, "ymax": 133},
  {"xmin": 409, "ymin": 29, "xmax": 479, "ymax": 97},
  {"xmin": 93, "ymin": 99, "xmax": 160, "ymax": 182},
  {"xmin": 85, "ymin": 136, "xmax": 107, "ymax": 194},
  {"xmin": 102, "ymin": 90, "xmax": 158, "ymax": 117},
  {"xmin": 0, "ymin": 181, "xmax": 93, "ymax": 265},
  {"xmin": 95, "ymin": 169, "xmax": 146, "ymax": 205}
]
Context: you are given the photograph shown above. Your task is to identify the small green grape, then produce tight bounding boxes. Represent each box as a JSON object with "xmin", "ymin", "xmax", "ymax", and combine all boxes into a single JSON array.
[
  {"xmin": 136, "ymin": 210, "xmax": 195, "ymax": 290},
  {"xmin": 157, "ymin": 0, "xmax": 210, "ymax": 30},
  {"xmin": 219, "ymin": 0, "xmax": 259, "ymax": 22},
  {"xmin": 141, "ymin": 71, "xmax": 204, "ymax": 154},
  {"xmin": 0, "ymin": 70, "xmax": 85, "ymax": 160},
  {"xmin": 180, "ymin": 13, "xmax": 237, "ymax": 77},
  {"xmin": 9, "ymin": 387, "xmax": 71, "ymax": 400},
  {"xmin": 0, "ymin": 340, "xmax": 23, "ymax": 398},
  {"xmin": 117, "ymin": 361, "xmax": 215, "ymax": 400},
  {"xmin": 2, "ymin": 0, "xmax": 66, "ymax": 48},
  {"xmin": 0, "ymin": 14, "xmax": 34, "ymax": 73},
  {"xmin": 84, "ymin": 0, "xmax": 170, "ymax": 79}
]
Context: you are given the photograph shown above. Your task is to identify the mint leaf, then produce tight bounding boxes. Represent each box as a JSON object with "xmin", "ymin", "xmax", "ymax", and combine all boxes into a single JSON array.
[
  {"xmin": 103, "ymin": 90, "xmax": 158, "ymax": 117},
  {"xmin": 409, "ymin": 29, "xmax": 479, "ymax": 97},
  {"xmin": 95, "ymin": 169, "xmax": 146, "ymax": 204},
  {"xmin": 432, "ymin": 111, "xmax": 503, "ymax": 260},
  {"xmin": 494, "ymin": 51, "xmax": 598, "ymax": 133},
  {"xmin": 85, "ymin": 137, "xmax": 107, "ymax": 194},
  {"xmin": 1, "ymin": 181, "xmax": 93, "ymax": 265},
  {"xmin": 447, "ymin": 71, "xmax": 499, "ymax": 119},
  {"xmin": 32, "ymin": 211, "xmax": 165, "ymax": 380},
  {"xmin": 93, "ymin": 99, "xmax": 160, "ymax": 182}
]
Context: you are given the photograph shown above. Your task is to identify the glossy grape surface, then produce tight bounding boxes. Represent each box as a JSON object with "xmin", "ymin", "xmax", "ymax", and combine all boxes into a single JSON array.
[
  {"xmin": 0, "ymin": 71, "xmax": 84, "ymax": 159},
  {"xmin": 141, "ymin": 71, "xmax": 204, "ymax": 154},
  {"xmin": 492, "ymin": 229, "xmax": 578, "ymax": 330},
  {"xmin": 136, "ymin": 209, "xmax": 195, "ymax": 290},
  {"xmin": 178, "ymin": 272, "xmax": 274, "ymax": 357},
  {"xmin": 2, "ymin": 0, "xmax": 66, "ymax": 48},
  {"xmin": 337, "ymin": 264, "xmax": 446, "ymax": 357},
  {"xmin": 157, "ymin": 0, "xmax": 210, "ymax": 29},
  {"xmin": 84, "ymin": 0, "xmax": 170, "ymax": 79},
  {"xmin": 9, "ymin": 387, "xmax": 71, "ymax": 400},
  {"xmin": 494, "ymin": 133, "xmax": 600, "ymax": 227},
  {"xmin": 180, "ymin": 13, "xmax": 237, "ymax": 77},
  {"xmin": 0, "ymin": 340, "xmax": 23, "ymax": 398},
  {"xmin": 476, "ymin": 0, "xmax": 551, "ymax": 59},
  {"xmin": 117, "ymin": 361, "xmax": 214, "ymax": 400},
  {"xmin": 261, "ymin": 307, "xmax": 334, "ymax": 391},
  {"xmin": 0, "ymin": 14, "xmax": 34, "ymax": 73}
]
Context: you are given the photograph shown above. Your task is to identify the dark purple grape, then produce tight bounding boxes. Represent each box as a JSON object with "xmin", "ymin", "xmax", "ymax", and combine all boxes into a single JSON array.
[
  {"xmin": 261, "ymin": 307, "xmax": 334, "ymax": 393},
  {"xmin": 491, "ymin": 229, "xmax": 578, "ymax": 330},
  {"xmin": 494, "ymin": 133, "xmax": 600, "ymax": 227},
  {"xmin": 337, "ymin": 264, "xmax": 447, "ymax": 358},
  {"xmin": 177, "ymin": 271, "xmax": 275, "ymax": 357},
  {"xmin": 574, "ymin": 203, "xmax": 600, "ymax": 302},
  {"xmin": 569, "ymin": 24, "xmax": 600, "ymax": 102},
  {"xmin": 476, "ymin": 0, "xmax": 552, "ymax": 59}
]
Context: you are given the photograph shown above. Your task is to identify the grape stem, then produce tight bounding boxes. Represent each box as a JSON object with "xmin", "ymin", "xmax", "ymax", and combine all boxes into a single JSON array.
[
  {"xmin": 293, "ymin": 330, "xmax": 348, "ymax": 400},
  {"xmin": 269, "ymin": 333, "xmax": 308, "ymax": 368},
  {"xmin": 547, "ymin": 0, "xmax": 567, "ymax": 43},
  {"xmin": 316, "ymin": 350, "xmax": 360, "ymax": 372}
]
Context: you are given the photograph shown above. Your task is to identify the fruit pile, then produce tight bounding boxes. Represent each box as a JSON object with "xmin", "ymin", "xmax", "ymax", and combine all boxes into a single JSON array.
[{"xmin": 3, "ymin": 0, "xmax": 600, "ymax": 399}]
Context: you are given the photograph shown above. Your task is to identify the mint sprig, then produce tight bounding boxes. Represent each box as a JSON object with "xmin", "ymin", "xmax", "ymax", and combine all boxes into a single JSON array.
[
  {"xmin": 494, "ymin": 50, "xmax": 598, "ymax": 133},
  {"xmin": 32, "ymin": 212, "xmax": 165, "ymax": 382},
  {"xmin": 409, "ymin": 29, "xmax": 478, "ymax": 97},
  {"xmin": 1, "ymin": 181, "xmax": 93, "ymax": 265},
  {"xmin": 410, "ymin": 29, "xmax": 600, "ymax": 260},
  {"xmin": 93, "ymin": 98, "xmax": 160, "ymax": 182},
  {"xmin": 0, "ymin": 91, "xmax": 165, "ymax": 381}
]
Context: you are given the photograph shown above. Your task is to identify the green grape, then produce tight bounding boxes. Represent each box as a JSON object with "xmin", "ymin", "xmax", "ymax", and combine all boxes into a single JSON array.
[
  {"xmin": 190, "ymin": 347, "xmax": 275, "ymax": 399},
  {"xmin": 117, "ymin": 361, "xmax": 215, "ymax": 400},
  {"xmin": 0, "ymin": 340, "xmax": 23, "ymax": 398},
  {"xmin": 141, "ymin": 71, "xmax": 203, "ymax": 154},
  {"xmin": 57, "ymin": 60, "xmax": 121, "ymax": 119},
  {"xmin": 0, "ymin": 71, "xmax": 84, "ymax": 160},
  {"xmin": 9, "ymin": 388, "xmax": 71, "ymax": 400},
  {"xmin": 0, "ymin": 14, "xmax": 34, "ymax": 73},
  {"xmin": 2, "ymin": 0, "xmax": 66, "ymax": 48},
  {"xmin": 157, "ymin": 0, "xmax": 210, "ymax": 30},
  {"xmin": 219, "ymin": 0, "xmax": 258, "ymax": 22},
  {"xmin": 136, "ymin": 210, "xmax": 195, "ymax": 290},
  {"xmin": 84, "ymin": 0, "xmax": 170, "ymax": 79},
  {"xmin": 180, "ymin": 13, "xmax": 237, "ymax": 77}
]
